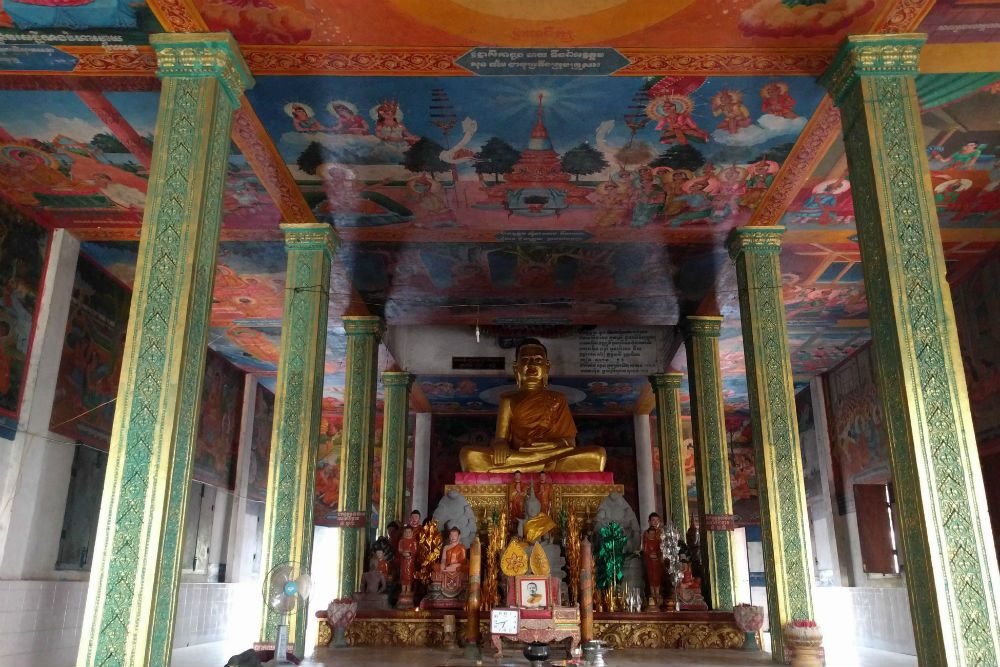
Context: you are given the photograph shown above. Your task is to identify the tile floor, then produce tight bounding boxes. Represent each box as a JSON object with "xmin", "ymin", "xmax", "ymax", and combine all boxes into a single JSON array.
[{"xmin": 173, "ymin": 639, "xmax": 918, "ymax": 667}]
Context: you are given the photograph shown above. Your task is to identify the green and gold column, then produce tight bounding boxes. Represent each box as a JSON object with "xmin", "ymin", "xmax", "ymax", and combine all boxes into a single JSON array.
[
  {"xmin": 259, "ymin": 223, "xmax": 336, "ymax": 651},
  {"xmin": 378, "ymin": 371, "xmax": 413, "ymax": 535},
  {"xmin": 337, "ymin": 315, "xmax": 382, "ymax": 596},
  {"xmin": 821, "ymin": 34, "xmax": 1000, "ymax": 666},
  {"xmin": 650, "ymin": 372, "xmax": 689, "ymax": 534},
  {"xmin": 728, "ymin": 226, "xmax": 814, "ymax": 663},
  {"xmin": 77, "ymin": 33, "xmax": 251, "ymax": 667},
  {"xmin": 684, "ymin": 316, "xmax": 736, "ymax": 611}
]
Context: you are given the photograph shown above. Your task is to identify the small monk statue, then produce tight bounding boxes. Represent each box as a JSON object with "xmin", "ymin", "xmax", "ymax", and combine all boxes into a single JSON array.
[
  {"xmin": 428, "ymin": 526, "xmax": 469, "ymax": 602},
  {"xmin": 387, "ymin": 521, "xmax": 401, "ymax": 560},
  {"xmin": 440, "ymin": 527, "xmax": 467, "ymax": 573},
  {"xmin": 375, "ymin": 547, "xmax": 390, "ymax": 582},
  {"xmin": 459, "ymin": 339, "xmax": 606, "ymax": 472},
  {"xmin": 536, "ymin": 471, "xmax": 554, "ymax": 516},
  {"xmin": 397, "ymin": 525, "xmax": 417, "ymax": 606},
  {"xmin": 642, "ymin": 513, "xmax": 665, "ymax": 609},
  {"xmin": 509, "ymin": 470, "xmax": 527, "ymax": 534}
]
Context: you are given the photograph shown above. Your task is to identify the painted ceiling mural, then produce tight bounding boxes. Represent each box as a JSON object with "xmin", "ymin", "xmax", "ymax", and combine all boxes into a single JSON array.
[
  {"xmin": 190, "ymin": 0, "xmax": 896, "ymax": 49},
  {"xmin": 0, "ymin": 89, "xmax": 281, "ymax": 239},
  {"xmin": 248, "ymin": 74, "xmax": 824, "ymax": 242},
  {"xmin": 0, "ymin": 0, "xmax": 159, "ymax": 38},
  {"xmin": 79, "ymin": 239, "xmax": 358, "ymax": 402},
  {"xmin": 2, "ymin": 0, "xmax": 1000, "ymax": 427}
]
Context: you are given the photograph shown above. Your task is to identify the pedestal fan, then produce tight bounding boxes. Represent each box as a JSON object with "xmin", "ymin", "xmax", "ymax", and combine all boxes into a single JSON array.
[{"xmin": 262, "ymin": 561, "xmax": 312, "ymax": 665}]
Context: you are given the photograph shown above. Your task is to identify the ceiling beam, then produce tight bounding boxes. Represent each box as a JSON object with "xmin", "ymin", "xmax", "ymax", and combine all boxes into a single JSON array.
[{"xmin": 921, "ymin": 43, "xmax": 1000, "ymax": 74}]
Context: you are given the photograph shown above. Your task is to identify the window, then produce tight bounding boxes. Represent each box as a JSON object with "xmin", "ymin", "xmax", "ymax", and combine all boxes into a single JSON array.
[
  {"xmin": 55, "ymin": 444, "xmax": 107, "ymax": 571},
  {"xmin": 853, "ymin": 483, "xmax": 901, "ymax": 575}
]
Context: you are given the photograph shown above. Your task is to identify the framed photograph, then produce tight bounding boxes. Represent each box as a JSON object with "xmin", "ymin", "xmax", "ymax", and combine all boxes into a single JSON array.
[
  {"xmin": 490, "ymin": 608, "xmax": 519, "ymax": 635},
  {"xmin": 516, "ymin": 576, "xmax": 549, "ymax": 609}
]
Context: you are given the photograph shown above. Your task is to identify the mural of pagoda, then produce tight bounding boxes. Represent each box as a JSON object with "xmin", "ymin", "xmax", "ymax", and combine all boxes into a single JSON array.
[{"xmin": 486, "ymin": 93, "xmax": 591, "ymax": 217}]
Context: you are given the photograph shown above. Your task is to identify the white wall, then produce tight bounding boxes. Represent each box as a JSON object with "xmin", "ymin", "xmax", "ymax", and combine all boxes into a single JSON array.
[
  {"xmin": 0, "ymin": 580, "xmax": 258, "ymax": 667},
  {"xmin": 0, "ymin": 231, "xmax": 80, "ymax": 580},
  {"xmin": 173, "ymin": 582, "xmax": 260, "ymax": 650},
  {"xmin": 814, "ymin": 586, "xmax": 916, "ymax": 655},
  {"xmin": 0, "ymin": 580, "xmax": 87, "ymax": 667}
]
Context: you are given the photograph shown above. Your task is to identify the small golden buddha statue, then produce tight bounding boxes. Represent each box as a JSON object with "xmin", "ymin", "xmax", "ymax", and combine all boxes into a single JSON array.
[{"xmin": 459, "ymin": 339, "xmax": 606, "ymax": 472}]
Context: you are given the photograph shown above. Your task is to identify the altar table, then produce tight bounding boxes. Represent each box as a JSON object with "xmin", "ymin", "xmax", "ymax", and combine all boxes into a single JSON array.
[{"xmin": 491, "ymin": 607, "xmax": 581, "ymax": 658}]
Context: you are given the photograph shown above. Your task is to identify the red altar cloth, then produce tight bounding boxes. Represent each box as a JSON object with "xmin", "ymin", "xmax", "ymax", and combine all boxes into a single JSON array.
[{"xmin": 454, "ymin": 471, "xmax": 614, "ymax": 484}]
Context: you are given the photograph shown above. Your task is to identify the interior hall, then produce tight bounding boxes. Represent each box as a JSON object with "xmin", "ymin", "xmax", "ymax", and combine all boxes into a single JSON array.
[{"xmin": 1, "ymin": 2, "xmax": 999, "ymax": 666}]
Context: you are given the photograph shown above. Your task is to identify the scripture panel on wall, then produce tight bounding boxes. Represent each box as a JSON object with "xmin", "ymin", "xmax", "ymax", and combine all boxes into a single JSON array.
[
  {"xmin": 0, "ymin": 203, "xmax": 49, "ymax": 439},
  {"xmin": 49, "ymin": 256, "xmax": 130, "ymax": 449},
  {"xmin": 247, "ymin": 382, "xmax": 275, "ymax": 502},
  {"xmin": 193, "ymin": 350, "xmax": 245, "ymax": 490},
  {"xmin": 824, "ymin": 345, "xmax": 890, "ymax": 515}
]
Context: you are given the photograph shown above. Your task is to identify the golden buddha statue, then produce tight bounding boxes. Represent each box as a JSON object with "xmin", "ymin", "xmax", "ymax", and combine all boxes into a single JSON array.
[{"xmin": 459, "ymin": 339, "xmax": 606, "ymax": 472}]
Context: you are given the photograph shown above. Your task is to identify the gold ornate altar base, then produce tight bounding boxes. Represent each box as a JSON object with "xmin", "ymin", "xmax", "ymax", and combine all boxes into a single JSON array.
[
  {"xmin": 317, "ymin": 610, "xmax": 743, "ymax": 650},
  {"xmin": 593, "ymin": 612, "xmax": 744, "ymax": 650}
]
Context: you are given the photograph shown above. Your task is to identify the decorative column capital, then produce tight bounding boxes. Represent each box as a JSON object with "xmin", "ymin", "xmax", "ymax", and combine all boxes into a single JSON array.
[
  {"xmin": 820, "ymin": 33, "xmax": 925, "ymax": 104},
  {"xmin": 382, "ymin": 371, "xmax": 414, "ymax": 388},
  {"xmin": 281, "ymin": 222, "xmax": 338, "ymax": 258},
  {"xmin": 727, "ymin": 225, "xmax": 784, "ymax": 259},
  {"xmin": 151, "ymin": 32, "xmax": 254, "ymax": 105},
  {"xmin": 684, "ymin": 315, "xmax": 723, "ymax": 338},
  {"xmin": 343, "ymin": 315, "xmax": 382, "ymax": 336},
  {"xmin": 650, "ymin": 372, "xmax": 683, "ymax": 390}
]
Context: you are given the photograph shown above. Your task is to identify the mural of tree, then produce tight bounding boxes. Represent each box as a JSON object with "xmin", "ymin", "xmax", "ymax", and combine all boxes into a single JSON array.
[
  {"xmin": 474, "ymin": 137, "xmax": 521, "ymax": 183},
  {"xmin": 650, "ymin": 144, "xmax": 706, "ymax": 171},
  {"xmin": 561, "ymin": 142, "xmax": 609, "ymax": 182},
  {"xmin": 751, "ymin": 142, "xmax": 795, "ymax": 165},
  {"xmin": 403, "ymin": 137, "xmax": 449, "ymax": 177},
  {"xmin": 89, "ymin": 133, "xmax": 128, "ymax": 154},
  {"xmin": 296, "ymin": 141, "xmax": 326, "ymax": 176}
]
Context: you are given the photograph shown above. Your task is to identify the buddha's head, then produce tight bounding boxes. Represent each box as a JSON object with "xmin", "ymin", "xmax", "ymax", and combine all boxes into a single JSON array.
[{"xmin": 514, "ymin": 338, "xmax": 550, "ymax": 390}]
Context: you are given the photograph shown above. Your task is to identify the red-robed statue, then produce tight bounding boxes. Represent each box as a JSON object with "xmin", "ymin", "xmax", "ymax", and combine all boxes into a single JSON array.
[{"xmin": 643, "ymin": 513, "xmax": 665, "ymax": 603}]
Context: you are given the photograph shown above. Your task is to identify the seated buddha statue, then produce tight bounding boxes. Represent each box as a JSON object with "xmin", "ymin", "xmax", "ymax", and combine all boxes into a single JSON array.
[{"xmin": 459, "ymin": 339, "xmax": 606, "ymax": 473}]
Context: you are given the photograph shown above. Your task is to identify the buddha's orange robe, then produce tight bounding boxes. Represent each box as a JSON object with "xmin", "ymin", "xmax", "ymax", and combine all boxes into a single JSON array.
[{"xmin": 509, "ymin": 390, "xmax": 576, "ymax": 449}]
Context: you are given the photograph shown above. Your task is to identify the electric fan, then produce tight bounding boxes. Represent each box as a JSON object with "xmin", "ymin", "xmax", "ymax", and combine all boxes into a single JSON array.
[{"xmin": 262, "ymin": 561, "xmax": 312, "ymax": 665}]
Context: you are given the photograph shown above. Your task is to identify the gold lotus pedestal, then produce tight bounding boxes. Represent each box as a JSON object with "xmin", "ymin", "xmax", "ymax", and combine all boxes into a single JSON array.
[{"xmin": 444, "ymin": 479, "xmax": 624, "ymax": 534}]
